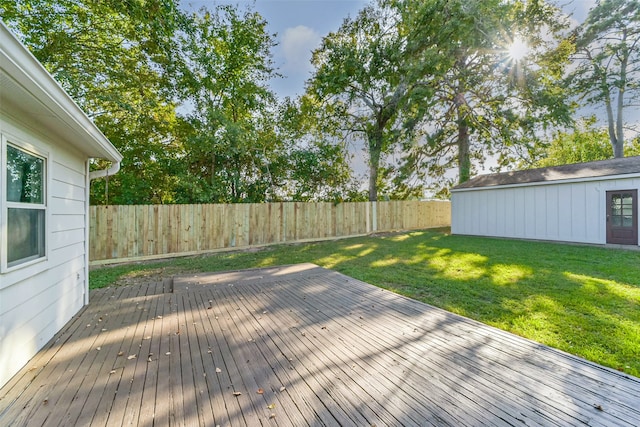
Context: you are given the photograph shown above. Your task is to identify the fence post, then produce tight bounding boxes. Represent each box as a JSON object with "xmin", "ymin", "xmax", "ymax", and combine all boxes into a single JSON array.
[
  {"xmin": 366, "ymin": 202, "xmax": 370, "ymax": 234},
  {"xmin": 372, "ymin": 201, "xmax": 377, "ymax": 233}
]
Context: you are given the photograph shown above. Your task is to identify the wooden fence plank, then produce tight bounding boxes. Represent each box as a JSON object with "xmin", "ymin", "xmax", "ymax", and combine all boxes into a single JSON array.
[{"xmin": 89, "ymin": 201, "xmax": 451, "ymax": 262}]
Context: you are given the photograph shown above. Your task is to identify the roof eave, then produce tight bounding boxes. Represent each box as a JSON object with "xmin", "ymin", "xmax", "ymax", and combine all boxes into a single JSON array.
[
  {"xmin": 0, "ymin": 22, "xmax": 122, "ymax": 163},
  {"xmin": 451, "ymin": 171, "xmax": 640, "ymax": 192}
]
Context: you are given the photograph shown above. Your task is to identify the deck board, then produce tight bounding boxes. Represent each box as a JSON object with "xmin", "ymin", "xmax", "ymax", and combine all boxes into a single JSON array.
[{"xmin": 2, "ymin": 263, "xmax": 639, "ymax": 426}]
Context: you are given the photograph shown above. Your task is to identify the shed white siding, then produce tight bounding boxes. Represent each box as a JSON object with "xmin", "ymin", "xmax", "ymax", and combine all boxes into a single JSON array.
[
  {"xmin": 451, "ymin": 177, "xmax": 640, "ymax": 245},
  {"xmin": 0, "ymin": 114, "xmax": 89, "ymax": 386}
]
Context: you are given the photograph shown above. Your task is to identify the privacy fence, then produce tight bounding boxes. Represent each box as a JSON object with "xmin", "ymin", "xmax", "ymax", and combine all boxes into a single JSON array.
[{"xmin": 89, "ymin": 200, "xmax": 451, "ymax": 263}]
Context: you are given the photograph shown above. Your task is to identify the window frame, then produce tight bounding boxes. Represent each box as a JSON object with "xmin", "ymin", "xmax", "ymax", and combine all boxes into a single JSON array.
[{"xmin": 1, "ymin": 133, "xmax": 50, "ymax": 272}]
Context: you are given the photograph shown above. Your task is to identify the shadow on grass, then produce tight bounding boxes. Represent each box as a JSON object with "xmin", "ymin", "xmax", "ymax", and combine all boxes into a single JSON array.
[{"xmin": 90, "ymin": 229, "xmax": 640, "ymax": 377}]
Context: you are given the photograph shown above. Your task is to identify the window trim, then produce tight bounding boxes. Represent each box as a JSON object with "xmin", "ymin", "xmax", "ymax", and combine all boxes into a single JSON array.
[{"xmin": 1, "ymin": 133, "xmax": 50, "ymax": 272}]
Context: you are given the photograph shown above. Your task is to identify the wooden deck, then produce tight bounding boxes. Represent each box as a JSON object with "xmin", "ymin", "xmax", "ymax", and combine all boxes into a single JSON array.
[{"xmin": 1, "ymin": 263, "xmax": 639, "ymax": 426}]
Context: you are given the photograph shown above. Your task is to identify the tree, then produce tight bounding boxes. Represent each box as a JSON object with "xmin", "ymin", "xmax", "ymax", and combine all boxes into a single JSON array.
[
  {"xmin": 1, "ymin": 0, "xmax": 187, "ymax": 204},
  {"xmin": 393, "ymin": 0, "xmax": 572, "ymax": 185},
  {"xmin": 568, "ymin": 0, "xmax": 640, "ymax": 158},
  {"xmin": 534, "ymin": 118, "xmax": 613, "ymax": 167},
  {"xmin": 3, "ymin": 1, "xmax": 364, "ymax": 204},
  {"xmin": 531, "ymin": 117, "xmax": 640, "ymax": 168},
  {"xmin": 274, "ymin": 97, "xmax": 357, "ymax": 202},
  {"xmin": 172, "ymin": 6, "xmax": 284, "ymax": 203},
  {"xmin": 307, "ymin": 2, "xmax": 421, "ymax": 201}
]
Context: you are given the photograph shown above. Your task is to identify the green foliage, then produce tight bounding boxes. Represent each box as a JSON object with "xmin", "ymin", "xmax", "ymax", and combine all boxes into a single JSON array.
[
  {"xmin": 174, "ymin": 6, "xmax": 280, "ymax": 203},
  {"xmin": 307, "ymin": 1, "xmax": 420, "ymax": 201},
  {"xmin": 527, "ymin": 117, "xmax": 640, "ymax": 168},
  {"xmin": 2, "ymin": 1, "xmax": 359, "ymax": 204},
  {"xmin": 306, "ymin": 0, "xmax": 573, "ymax": 198},
  {"xmin": 6, "ymin": 0, "xmax": 637, "ymax": 201},
  {"xmin": 2, "ymin": 0, "xmax": 186, "ymax": 204},
  {"xmin": 394, "ymin": 0, "xmax": 573, "ymax": 184},
  {"xmin": 90, "ymin": 229, "xmax": 640, "ymax": 377},
  {"xmin": 533, "ymin": 118, "xmax": 612, "ymax": 167},
  {"xmin": 277, "ymin": 98, "xmax": 357, "ymax": 202}
]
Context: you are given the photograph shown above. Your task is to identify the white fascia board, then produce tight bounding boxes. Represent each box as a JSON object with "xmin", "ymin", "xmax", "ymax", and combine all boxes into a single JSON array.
[
  {"xmin": 0, "ymin": 23, "xmax": 122, "ymax": 163},
  {"xmin": 450, "ymin": 172, "xmax": 640, "ymax": 193}
]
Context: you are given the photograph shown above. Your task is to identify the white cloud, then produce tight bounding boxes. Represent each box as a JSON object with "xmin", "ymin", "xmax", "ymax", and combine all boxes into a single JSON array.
[
  {"xmin": 557, "ymin": 0, "xmax": 596, "ymax": 27},
  {"xmin": 280, "ymin": 25, "xmax": 321, "ymax": 73}
]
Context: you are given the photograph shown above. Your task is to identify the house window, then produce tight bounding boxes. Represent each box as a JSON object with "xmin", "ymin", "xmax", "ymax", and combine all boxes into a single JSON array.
[{"xmin": 3, "ymin": 140, "xmax": 47, "ymax": 269}]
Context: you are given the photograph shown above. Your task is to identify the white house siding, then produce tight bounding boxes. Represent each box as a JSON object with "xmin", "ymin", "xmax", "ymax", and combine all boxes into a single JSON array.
[
  {"xmin": 0, "ymin": 115, "xmax": 88, "ymax": 387},
  {"xmin": 451, "ymin": 177, "xmax": 640, "ymax": 245}
]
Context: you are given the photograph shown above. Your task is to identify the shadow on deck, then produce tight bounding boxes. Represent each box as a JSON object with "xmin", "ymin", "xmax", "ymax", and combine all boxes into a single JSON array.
[{"xmin": 1, "ymin": 263, "xmax": 639, "ymax": 426}]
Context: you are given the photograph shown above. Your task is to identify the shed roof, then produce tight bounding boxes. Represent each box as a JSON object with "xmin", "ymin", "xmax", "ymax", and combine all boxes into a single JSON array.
[
  {"xmin": 0, "ymin": 23, "xmax": 122, "ymax": 162},
  {"xmin": 452, "ymin": 155, "xmax": 640, "ymax": 190}
]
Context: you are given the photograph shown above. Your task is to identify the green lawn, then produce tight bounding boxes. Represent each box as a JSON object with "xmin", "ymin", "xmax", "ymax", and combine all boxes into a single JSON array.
[{"xmin": 90, "ymin": 228, "xmax": 640, "ymax": 378}]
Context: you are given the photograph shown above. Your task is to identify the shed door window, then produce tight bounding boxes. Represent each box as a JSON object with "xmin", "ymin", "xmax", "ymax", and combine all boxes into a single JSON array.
[
  {"xmin": 606, "ymin": 190, "xmax": 638, "ymax": 245},
  {"xmin": 4, "ymin": 143, "xmax": 47, "ymax": 268}
]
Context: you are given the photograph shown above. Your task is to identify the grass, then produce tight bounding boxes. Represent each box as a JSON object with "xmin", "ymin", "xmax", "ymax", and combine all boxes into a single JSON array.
[{"xmin": 90, "ymin": 228, "xmax": 640, "ymax": 378}]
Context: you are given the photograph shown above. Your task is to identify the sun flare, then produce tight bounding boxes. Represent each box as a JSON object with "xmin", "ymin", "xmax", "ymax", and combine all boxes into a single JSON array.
[{"xmin": 508, "ymin": 37, "xmax": 529, "ymax": 61}]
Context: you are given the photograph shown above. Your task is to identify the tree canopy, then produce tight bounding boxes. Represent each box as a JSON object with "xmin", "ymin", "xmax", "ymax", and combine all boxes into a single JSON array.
[
  {"xmin": 1, "ymin": 0, "xmax": 353, "ymax": 204},
  {"xmin": 2, "ymin": 0, "xmax": 638, "ymax": 203},
  {"xmin": 306, "ymin": 2, "xmax": 420, "ymax": 201},
  {"xmin": 306, "ymin": 0, "xmax": 573, "ymax": 199}
]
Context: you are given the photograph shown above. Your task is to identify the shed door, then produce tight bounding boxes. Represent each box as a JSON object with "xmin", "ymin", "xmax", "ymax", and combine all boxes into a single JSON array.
[{"xmin": 606, "ymin": 190, "xmax": 638, "ymax": 245}]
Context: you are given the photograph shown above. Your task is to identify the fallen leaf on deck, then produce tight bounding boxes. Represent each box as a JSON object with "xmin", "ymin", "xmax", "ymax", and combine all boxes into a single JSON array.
[
  {"xmin": 96, "ymin": 347, "xmax": 101, "ymax": 351},
  {"xmin": 166, "ymin": 352, "xmax": 171, "ymax": 355},
  {"xmin": 269, "ymin": 413, "xmax": 276, "ymax": 419},
  {"xmin": 233, "ymin": 391, "xmax": 242, "ymax": 396},
  {"xmin": 144, "ymin": 336, "xmax": 151, "ymax": 340},
  {"xmin": 267, "ymin": 403, "xmax": 275, "ymax": 409},
  {"xmin": 279, "ymin": 386, "xmax": 286, "ymax": 392},
  {"xmin": 257, "ymin": 388, "xmax": 264, "ymax": 394},
  {"xmin": 109, "ymin": 370, "xmax": 116, "ymax": 374},
  {"xmin": 216, "ymin": 367, "xmax": 222, "ymax": 373},
  {"xmin": 127, "ymin": 354, "xmax": 137, "ymax": 360},
  {"xmin": 117, "ymin": 351, "xmax": 124, "ymax": 356}
]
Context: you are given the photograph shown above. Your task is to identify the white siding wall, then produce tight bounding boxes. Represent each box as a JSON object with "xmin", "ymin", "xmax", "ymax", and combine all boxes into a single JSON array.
[
  {"xmin": 0, "ymin": 115, "xmax": 88, "ymax": 387},
  {"xmin": 452, "ymin": 178, "xmax": 640, "ymax": 245}
]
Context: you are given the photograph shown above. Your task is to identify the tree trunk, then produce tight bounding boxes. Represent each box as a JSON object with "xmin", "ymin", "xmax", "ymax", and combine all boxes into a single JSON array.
[
  {"xmin": 613, "ymin": 139, "xmax": 624, "ymax": 158},
  {"xmin": 457, "ymin": 103, "xmax": 471, "ymax": 184},
  {"xmin": 368, "ymin": 131, "xmax": 383, "ymax": 202},
  {"xmin": 614, "ymin": 33, "xmax": 629, "ymax": 159}
]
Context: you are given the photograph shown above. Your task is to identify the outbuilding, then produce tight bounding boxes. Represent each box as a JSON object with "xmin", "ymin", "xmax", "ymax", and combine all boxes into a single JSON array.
[
  {"xmin": 451, "ymin": 156, "xmax": 640, "ymax": 247},
  {"xmin": 0, "ymin": 23, "xmax": 122, "ymax": 387}
]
